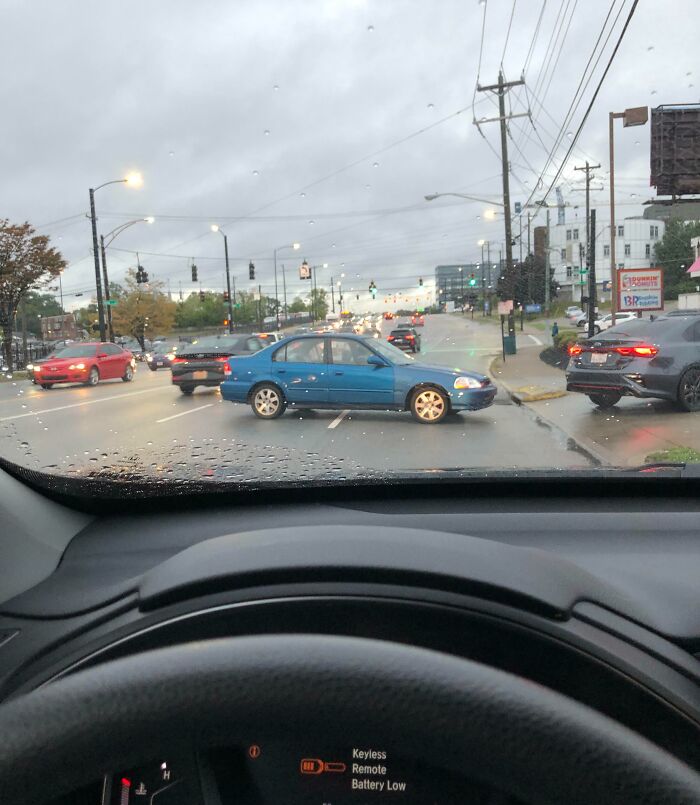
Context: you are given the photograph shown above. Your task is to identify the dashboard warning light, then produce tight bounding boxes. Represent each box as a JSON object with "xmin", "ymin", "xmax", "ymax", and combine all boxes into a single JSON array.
[
  {"xmin": 300, "ymin": 758, "xmax": 347, "ymax": 775},
  {"xmin": 248, "ymin": 744, "xmax": 261, "ymax": 759}
]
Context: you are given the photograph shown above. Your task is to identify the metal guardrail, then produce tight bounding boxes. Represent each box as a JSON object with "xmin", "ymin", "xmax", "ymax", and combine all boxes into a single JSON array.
[{"xmin": 1, "ymin": 342, "xmax": 54, "ymax": 371}]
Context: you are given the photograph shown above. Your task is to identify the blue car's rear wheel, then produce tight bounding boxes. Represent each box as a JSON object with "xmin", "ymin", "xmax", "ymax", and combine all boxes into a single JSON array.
[
  {"xmin": 410, "ymin": 387, "xmax": 448, "ymax": 424},
  {"xmin": 251, "ymin": 383, "xmax": 287, "ymax": 419}
]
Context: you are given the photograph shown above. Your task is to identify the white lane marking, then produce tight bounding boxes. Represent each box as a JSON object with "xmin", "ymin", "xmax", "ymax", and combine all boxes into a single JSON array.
[
  {"xmin": 0, "ymin": 386, "xmax": 169, "ymax": 422},
  {"xmin": 528, "ymin": 334, "xmax": 544, "ymax": 346},
  {"xmin": 328, "ymin": 410, "xmax": 350, "ymax": 429},
  {"xmin": 156, "ymin": 403, "xmax": 214, "ymax": 423}
]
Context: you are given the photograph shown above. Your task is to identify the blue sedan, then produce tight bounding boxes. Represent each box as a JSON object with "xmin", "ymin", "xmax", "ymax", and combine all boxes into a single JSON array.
[{"xmin": 220, "ymin": 333, "xmax": 496, "ymax": 424}]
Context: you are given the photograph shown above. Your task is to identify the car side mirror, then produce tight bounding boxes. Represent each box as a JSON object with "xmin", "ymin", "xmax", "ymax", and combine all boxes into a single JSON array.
[{"xmin": 367, "ymin": 354, "xmax": 387, "ymax": 367}]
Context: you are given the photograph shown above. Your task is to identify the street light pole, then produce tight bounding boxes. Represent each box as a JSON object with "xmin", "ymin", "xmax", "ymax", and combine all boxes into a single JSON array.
[
  {"xmin": 89, "ymin": 188, "xmax": 106, "ymax": 342},
  {"xmin": 282, "ymin": 263, "xmax": 288, "ymax": 324},
  {"xmin": 609, "ymin": 106, "xmax": 648, "ymax": 325},
  {"xmin": 88, "ymin": 173, "xmax": 142, "ymax": 342},
  {"xmin": 59, "ymin": 271, "xmax": 64, "ymax": 313},
  {"xmin": 210, "ymin": 225, "xmax": 235, "ymax": 333},
  {"xmin": 273, "ymin": 249, "xmax": 280, "ymax": 329}
]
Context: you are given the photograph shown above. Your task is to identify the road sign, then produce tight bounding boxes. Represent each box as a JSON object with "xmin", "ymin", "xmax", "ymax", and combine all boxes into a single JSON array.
[
  {"xmin": 617, "ymin": 267, "xmax": 664, "ymax": 312},
  {"xmin": 524, "ymin": 303, "xmax": 542, "ymax": 314},
  {"xmin": 106, "ymin": 299, "xmax": 117, "ymax": 306},
  {"xmin": 514, "ymin": 202, "xmax": 522, "ymax": 214},
  {"xmin": 497, "ymin": 299, "xmax": 514, "ymax": 315}
]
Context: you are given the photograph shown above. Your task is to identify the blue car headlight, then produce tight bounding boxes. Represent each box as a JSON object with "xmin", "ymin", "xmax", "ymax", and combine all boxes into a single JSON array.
[{"xmin": 454, "ymin": 376, "xmax": 484, "ymax": 389}]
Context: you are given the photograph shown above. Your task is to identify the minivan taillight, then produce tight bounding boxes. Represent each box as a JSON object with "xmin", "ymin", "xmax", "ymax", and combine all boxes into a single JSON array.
[{"xmin": 223, "ymin": 361, "xmax": 232, "ymax": 376}]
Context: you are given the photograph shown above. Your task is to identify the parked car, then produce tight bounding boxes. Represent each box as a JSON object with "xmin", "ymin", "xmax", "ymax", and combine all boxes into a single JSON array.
[
  {"xmin": 576, "ymin": 311, "xmax": 637, "ymax": 333},
  {"xmin": 116, "ymin": 337, "xmax": 152, "ymax": 361},
  {"xmin": 220, "ymin": 333, "xmax": 495, "ymax": 424},
  {"xmin": 566, "ymin": 307, "xmax": 585, "ymax": 322},
  {"xmin": 253, "ymin": 332, "xmax": 284, "ymax": 343},
  {"xmin": 388, "ymin": 326, "xmax": 421, "ymax": 353},
  {"xmin": 565, "ymin": 312, "xmax": 700, "ymax": 410},
  {"xmin": 171, "ymin": 333, "xmax": 266, "ymax": 394},
  {"xmin": 33, "ymin": 343, "xmax": 135, "ymax": 388}
]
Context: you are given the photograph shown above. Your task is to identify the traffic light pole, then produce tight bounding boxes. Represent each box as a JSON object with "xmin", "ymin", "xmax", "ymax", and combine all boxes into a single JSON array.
[{"xmin": 223, "ymin": 234, "xmax": 233, "ymax": 334}]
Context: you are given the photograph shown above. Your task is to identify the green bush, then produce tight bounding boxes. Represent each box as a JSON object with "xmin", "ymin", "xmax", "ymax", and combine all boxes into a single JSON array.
[{"xmin": 552, "ymin": 330, "xmax": 579, "ymax": 351}]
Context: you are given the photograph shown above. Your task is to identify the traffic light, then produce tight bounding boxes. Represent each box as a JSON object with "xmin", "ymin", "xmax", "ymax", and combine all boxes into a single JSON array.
[
  {"xmin": 191, "ymin": 263, "xmax": 198, "ymax": 282},
  {"xmin": 249, "ymin": 261, "xmax": 255, "ymax": 280},
  {"xmin": 468, "ymin": 274, "xmax": 477, "ymax": 287},
  {"xmin": 369, "ymin": 280, "xmax": 377, "ymax": 299},
  {"xmin": 223, "ymin": 290, "xmax": 230, "ymax": 302},
  {"xmin": 223, "ymin": 319, "xmax": 229, "ymax": 326},
  {"xmin": 419, "ymin": 277, "xmax": 423, "ymax": 286},
  {"xmin": 199, "ymin": 290, "xmax": 206, "ymax": 301},
  {"xmin": 136, "ymin": 265, "xmax": 149, "ymax": 284}
]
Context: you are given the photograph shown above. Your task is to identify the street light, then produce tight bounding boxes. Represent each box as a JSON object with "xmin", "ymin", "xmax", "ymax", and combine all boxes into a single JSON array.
[
  {"xmin": 89, "ymin": 172, "xmax": 142, "ymax": 341},
  {"xmin": 273, "ymin": 242, "xmax": 301, "ymax": 328},
  {"xmin": 609, "ymin": 106, "xmax": 648, "ymax": 325},
  {"xmin": 211, "ymin": 224, "xmax": 234, "ymax": 333},
  {"xmin": 100, "ymin": 217, "xmax": 155, "ymax": 341}
]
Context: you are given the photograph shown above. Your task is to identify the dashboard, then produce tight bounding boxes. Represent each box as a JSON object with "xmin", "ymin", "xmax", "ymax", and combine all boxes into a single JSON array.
[{"xmin": 0, "ymin": 468, "xmax": 699, "ymax": 803}]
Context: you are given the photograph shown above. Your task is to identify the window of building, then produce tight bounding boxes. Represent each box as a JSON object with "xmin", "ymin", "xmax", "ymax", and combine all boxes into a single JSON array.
[
  {"xmin": 650, "ymin": 225, "xmax": 659, "ymax": 239},
  {"xmin": 565, "ymin": 229, "xmax": 571, "ymax": 240},
  {"xmin": 572, "ymin": 229, "xmax": 579, "ymax": 240},
  {"xmin": 565, "ymin": 266, "xmax": 573, "ymax": 278},
  {"xmin": 624, "ymin": 243, "xmax": 631, "ymax": 256},
  {"xmin": 560, "ymin": 248, "xmax": 566, "ymax": 259},
  {"xmin": 603, "ymin": 244, "xmax": 610, "ymax": 257},
  {"xmin": 645, "ymin": 243, "xmax": 651, "ymax": 257},
  {"xmin": 617, "ymin": 225, "xmax": 624, "ymax": 237},
  {"xmin": 618, "ymin": 263, "xmax": 624, "ymax": 269}
]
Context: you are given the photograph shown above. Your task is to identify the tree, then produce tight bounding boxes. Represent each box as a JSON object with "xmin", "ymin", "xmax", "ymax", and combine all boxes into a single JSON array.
[
  {"xmin": 654, "ymin": 219, "xmax": 700, "ymax": 300},
  {"xmin": 0, "ymin": 220, "xmax": 66, "ymax": 368},
  {"xmin": 308, "ymin": 287, "xmax": 329, "ymax": 320},
  {"xmin": 20, "ymin": 291, "xmax": 63, "ymax": 337},
  {"xmin": 174, "ymin": 292, "xmax": 227, "ymax": 329},
  {"xmin": 111, "ymin": 269, "xmax": 176, "ymax": 348},
  {"xmin": 288, "ymin": 296, "xmax": 308, "ymax": 314}
]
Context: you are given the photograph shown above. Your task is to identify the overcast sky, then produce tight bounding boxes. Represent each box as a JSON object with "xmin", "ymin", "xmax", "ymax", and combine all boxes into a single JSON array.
[{"xmin": 2, "ymin": 0, "xmax": 697, "ymax": 309}]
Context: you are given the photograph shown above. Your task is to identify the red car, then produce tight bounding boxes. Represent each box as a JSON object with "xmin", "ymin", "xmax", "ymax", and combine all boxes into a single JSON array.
[
  {"xmin": 33, "ymin": 342, "xmax": 135, "ymax": 389},
  {"xmin": 411, "ymin": 313, "xmax": 425, "ymax": 327}
]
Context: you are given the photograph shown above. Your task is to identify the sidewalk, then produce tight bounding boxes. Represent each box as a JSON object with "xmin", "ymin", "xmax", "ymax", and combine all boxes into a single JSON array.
[{"xmin": 489, "ymin": 343, "xmax": 567, "ymax": 403}]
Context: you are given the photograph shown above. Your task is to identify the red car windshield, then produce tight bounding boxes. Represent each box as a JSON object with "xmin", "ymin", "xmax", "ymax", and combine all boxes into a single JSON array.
[{"xmin": 52, "ymin": 346, "xmax": 98, "ymax": 359}]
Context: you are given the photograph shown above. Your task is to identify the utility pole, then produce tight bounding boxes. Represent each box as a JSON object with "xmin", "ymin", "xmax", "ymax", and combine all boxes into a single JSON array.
[
  {"xmin": 574, "ymin": 161, "xmax": 600, "ymax": 330},
  {"xmin": 545, "ymin": 208, "xmax": 551, "ymax": 313},
  {"xmin": 331, "ymin": 276, "xmax": 335, "ymax": 313},
  {"xmin": 527, "ymin": 213, "xmax": 531, "ymax": 257},
  {"xmin": 99, "ymin": 235, "xmax": 115, "ymax": 342},
  {"xmin": 476, "ymin": 71, "xmax": 526, "ymax": 326},
  {"xmin": 88, "ymin": 188, "xmax": 106, "ymax": 342},
  {"xmin": 179, "ymin": 280, "xmax": 183, "ymax": 301},
  {"xmin": 282, "ymin": 263, "xmax": 287, "ymax": 325},
  {"xmin": 587, "ymin": 209, "xmax": 597, "ymax": 338},
  {"xmin": 222, "ymin": 233, "xmax": 233, "ymax": 334}
]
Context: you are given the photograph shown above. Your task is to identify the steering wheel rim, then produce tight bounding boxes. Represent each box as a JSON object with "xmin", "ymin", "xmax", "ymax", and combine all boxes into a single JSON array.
[{"xmin": 0, "ymin": 635, "xmax": 698, "ymax": 804}]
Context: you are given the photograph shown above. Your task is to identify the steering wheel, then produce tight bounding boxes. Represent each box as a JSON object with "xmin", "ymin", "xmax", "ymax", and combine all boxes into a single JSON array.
[{"xmin": 0, "ymin": 635, "xmax": 699, "ymax": 804}]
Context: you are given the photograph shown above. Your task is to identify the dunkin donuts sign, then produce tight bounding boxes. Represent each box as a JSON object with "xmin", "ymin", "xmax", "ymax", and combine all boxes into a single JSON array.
[{"xmin": 617, "ymin": 268, "xmax": 664, "ymax": 312}]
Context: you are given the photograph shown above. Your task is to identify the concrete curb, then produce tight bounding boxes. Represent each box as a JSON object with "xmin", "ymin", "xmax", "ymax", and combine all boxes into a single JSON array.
[
  {"xmin": 488, "ymin": 356, "xmax": 606, "ymax": 467},
  {"xmin": 488, "ymin": 356, "xmax": 567, "ymax": 403}
]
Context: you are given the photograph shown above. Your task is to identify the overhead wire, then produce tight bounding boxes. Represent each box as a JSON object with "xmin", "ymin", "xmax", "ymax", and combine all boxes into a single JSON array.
[
  {"xmin": 500, "ymin": 0, "xmax": 518, "ymax": 69},
  {"xmin": 522, "ymin": 0, "xmax": 548, "ymax": 77}
]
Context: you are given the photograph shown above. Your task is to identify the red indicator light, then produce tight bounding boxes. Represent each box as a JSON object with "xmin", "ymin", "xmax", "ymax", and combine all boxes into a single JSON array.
[
  {"xmin": 568, "ymin": 344, "xmax": 583, "ymax": 356},
  {"xmin": 248, "ymin": 744, "xmax": 261, "ymax": 759},
  {"xmin": 300, "ymin": 758, "xmax": 347, "ymax": 775},
  {"xmin": 121, "ymin": 777, "xmax": 131, "ymax": 787}
]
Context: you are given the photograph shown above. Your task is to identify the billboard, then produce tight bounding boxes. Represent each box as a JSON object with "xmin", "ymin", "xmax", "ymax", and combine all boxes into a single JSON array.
[
  {"xmin": 650, "ymin": 104, "xmax": 700, "ymax": 196},
  {"xmin": 617, "ymin": 268, "xmax": 664, "ymax": 312}
]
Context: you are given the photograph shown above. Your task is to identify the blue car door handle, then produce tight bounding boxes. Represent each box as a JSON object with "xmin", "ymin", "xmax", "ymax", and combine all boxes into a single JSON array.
[
  {"xmin": 275, "ymin": 369, "xmax": 286, "ymax": 374},
  {"xmin": 335, "ymin": 371, "xmax": 344, "ymax": 376}
]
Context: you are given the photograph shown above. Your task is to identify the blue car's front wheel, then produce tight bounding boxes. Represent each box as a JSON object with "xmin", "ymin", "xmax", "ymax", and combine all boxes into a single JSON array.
[
  {"xmin": 410, "ymin": 387, "xmax": 449, "ymax": 424},
  {"xmin": 251, "ymin": 383, "xmax": 287, "ymax": 419}
]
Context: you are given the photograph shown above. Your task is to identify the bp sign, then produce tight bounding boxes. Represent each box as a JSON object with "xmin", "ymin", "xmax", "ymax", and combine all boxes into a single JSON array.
[{"xmin": 617, "ymin": 268, "xmax": 663, "ymax": 312}]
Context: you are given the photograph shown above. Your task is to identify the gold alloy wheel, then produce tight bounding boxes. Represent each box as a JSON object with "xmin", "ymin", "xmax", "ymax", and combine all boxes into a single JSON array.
[
  {"xmin": 413, "ymin": 389, "xmax": 446, "ymax": 422},
  {"xmin": 254, "ymin": 387, "xmax": 281, "ymax": 417}
]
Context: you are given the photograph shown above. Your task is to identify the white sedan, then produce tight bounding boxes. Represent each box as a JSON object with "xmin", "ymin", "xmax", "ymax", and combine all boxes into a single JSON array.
[{"xmin": 576, "ymin": 311, "xmax": 638, "ymax": 333}]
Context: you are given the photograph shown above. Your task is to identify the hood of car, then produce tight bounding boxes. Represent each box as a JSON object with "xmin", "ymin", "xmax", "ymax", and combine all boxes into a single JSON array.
[{"xmin": 396, "ymin": 362, "xmax": 487, "ymax": 382}]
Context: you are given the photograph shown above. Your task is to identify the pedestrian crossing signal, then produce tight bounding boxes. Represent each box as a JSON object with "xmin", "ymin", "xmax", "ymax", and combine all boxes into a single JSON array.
[{"xmin": 249, "ymin": 261, "xmax": 255, "ymax": 280}]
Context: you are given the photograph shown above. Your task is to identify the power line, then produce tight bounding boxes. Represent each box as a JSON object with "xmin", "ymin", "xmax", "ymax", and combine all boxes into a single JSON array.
[
  {"xmin": 520, "ymin": 0, "xmax": 634, "ymax": 212},
  {"xmin": 522, "ymin": 0, "xmax": 548, "ymax": 77},
  {"xmin": 500, "ymin": 0, "xmax": 518, "ymax": 69}
]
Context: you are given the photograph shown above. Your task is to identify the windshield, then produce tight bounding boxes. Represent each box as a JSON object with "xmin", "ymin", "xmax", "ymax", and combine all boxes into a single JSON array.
[
  {"xmin": 1, "ymin": 1, "xmax": 699, "ymax": 491},
  {"xmin": 51, "ymin": 345, "xmax": 97, "ymax": 359}
]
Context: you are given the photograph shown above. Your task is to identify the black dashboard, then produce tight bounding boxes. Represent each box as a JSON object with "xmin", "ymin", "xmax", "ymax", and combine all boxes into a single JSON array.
[{"xmin": 1, "ymin": 469, "xmax": 700, "ymax": 803}]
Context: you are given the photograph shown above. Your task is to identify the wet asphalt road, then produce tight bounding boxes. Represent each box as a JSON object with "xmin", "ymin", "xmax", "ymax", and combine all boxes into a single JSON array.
[{"xmin": 0, "ymin": 315, "xmax": 593, "ymax": 480}]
